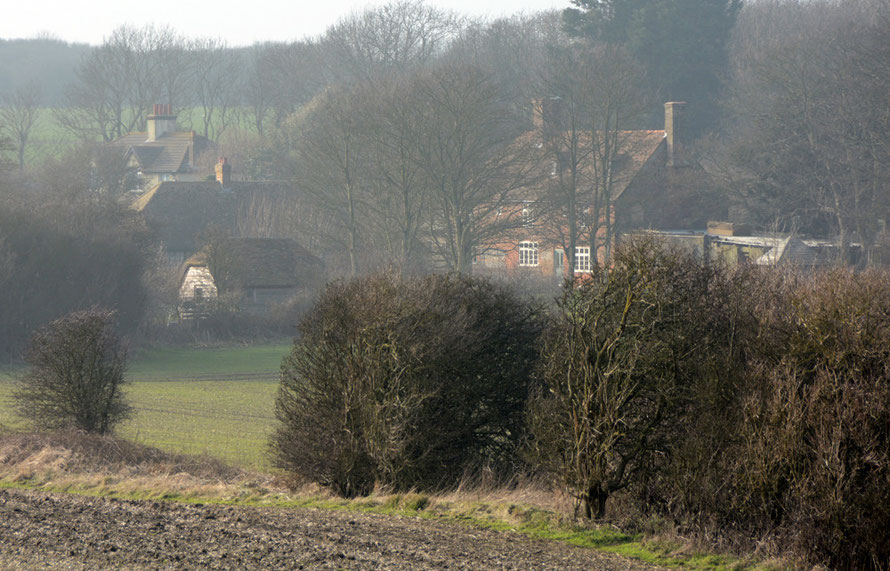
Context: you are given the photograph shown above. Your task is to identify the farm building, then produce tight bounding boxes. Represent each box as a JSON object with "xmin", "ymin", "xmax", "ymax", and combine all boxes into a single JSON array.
[
  {"xmin": 632, "ymin": 221, "xmax": 863, "ymax": 267},
  {"xmin": 130, "ymin": 158, "xmax": 298, "ymax": 266},
  {"xmin": 179, "ymin": 237, "xmax": 325, "ymax": 315},
  {"xmin": 473, "ymin": 101, "xmax": 724, "ymax": 278}
]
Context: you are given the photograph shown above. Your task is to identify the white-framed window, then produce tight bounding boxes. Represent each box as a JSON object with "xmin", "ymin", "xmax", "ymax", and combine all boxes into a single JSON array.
[
  {"xmin": 574, "ymin": 246, "xmax": 591, "ymax": 273},
  {"xmin": 519, "ymin": 241, "xmax": 539, "ymax": 267}
]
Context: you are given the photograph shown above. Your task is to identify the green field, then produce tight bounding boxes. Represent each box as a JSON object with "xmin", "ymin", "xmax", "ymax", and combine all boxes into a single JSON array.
[
  {"xmin": 0, "ymin": 342, "xmax": 292, "ymax": 468},
  {"xmin": 21, "ymin": 106, "xmax": 259, "ymax": 164}
]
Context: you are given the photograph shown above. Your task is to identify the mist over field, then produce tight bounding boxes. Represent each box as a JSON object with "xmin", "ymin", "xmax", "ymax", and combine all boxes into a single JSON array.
[{"xmin": 1, "ymin": 1, "xmax": 889, "ymax": 568}]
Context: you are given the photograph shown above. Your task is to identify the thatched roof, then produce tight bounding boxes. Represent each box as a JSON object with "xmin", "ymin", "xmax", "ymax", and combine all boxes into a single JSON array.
[
  {"xmin": 132, "ymin": 181, "xmax": 236, "ymax": 252},
  {"xmin": 186, "ymin": 238, "xmax": 324, "ymax": 289}
]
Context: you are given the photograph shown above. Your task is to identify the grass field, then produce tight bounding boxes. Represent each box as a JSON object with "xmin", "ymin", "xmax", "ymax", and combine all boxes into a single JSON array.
[
  {"xmin": 0, "ymin": 342, "xmax": 292, "ymax": 468},
  {"xmin": 21, "ymin": 106, "xmax": 259, "ymax": 165}
]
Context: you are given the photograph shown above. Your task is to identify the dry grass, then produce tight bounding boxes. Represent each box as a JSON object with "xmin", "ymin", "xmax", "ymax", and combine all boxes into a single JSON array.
[
  {"xmin": 0, "ymin": 431, "xmax": 771, "ymax": 569},
  {"xmin": 0, "ymin": 430, "xmax": 289, "ymax": 501}
]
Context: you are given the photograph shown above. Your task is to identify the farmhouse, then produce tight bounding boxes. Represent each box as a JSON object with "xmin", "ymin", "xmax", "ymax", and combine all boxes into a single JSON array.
[
  {"xmin": 109, "ymin": 104, "xmax": 215, "ymax": 189},
  {"xmin": 474, "ymin": 101, "xmax": 723, "ymax": 277},
  {"xmin": 131, "ymin": 157, "xmax": 298, "ymax": 266},
  {"xmin": 179, "ymin": 237, "xmax": 325, "ymax": 315}
]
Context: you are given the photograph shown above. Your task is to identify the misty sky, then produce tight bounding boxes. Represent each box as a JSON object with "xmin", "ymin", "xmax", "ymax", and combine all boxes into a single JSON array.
[{"xmin": 1, "ymin": 0, "xmax": 569, "ymax": 46}]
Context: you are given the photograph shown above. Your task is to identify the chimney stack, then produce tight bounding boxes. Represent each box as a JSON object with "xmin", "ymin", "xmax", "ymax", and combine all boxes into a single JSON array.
[
  {"xmin": 215, "ymin": 157, "xmax": 231, "ymax": 187},
  {"xmin": 146, "ymin": 103, "xmax": 177, "ymax": 141},
  {"xmin": 664, "ymin": 101, "xmax": 687, "ymax": 168}
]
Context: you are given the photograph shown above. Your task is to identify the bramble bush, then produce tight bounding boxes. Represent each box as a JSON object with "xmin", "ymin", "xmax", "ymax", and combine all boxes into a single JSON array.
[{"xmin": 725, "ymin": 269, "xmax": 890, "ymax": 569}]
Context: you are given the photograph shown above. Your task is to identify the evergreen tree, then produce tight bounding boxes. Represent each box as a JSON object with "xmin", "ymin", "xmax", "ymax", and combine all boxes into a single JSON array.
[{"xmin": 564, "ymin": 0, "xmax": 741, "ymax": 133}]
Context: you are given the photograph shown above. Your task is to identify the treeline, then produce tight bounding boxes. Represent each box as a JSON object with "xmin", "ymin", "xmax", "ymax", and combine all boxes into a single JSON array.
[
  {"xmin": 2, "ymin": 0, "xmax": 889, "ymax": 264},
  {"xmin": 0, "ymin": 38, "xmax": 90, "ymax": 104},
  {"xmin": 273, "ymin": 241, "xmax": 890, "ymax": 569},
  {"xmin": 0, "ymin": 185, "xmax": 153, "ymax": 358}
]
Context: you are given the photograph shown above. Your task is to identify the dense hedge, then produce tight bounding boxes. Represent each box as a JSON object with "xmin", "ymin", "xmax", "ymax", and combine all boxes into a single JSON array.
[
  {"xmin": 271, "ymin": 272, "xmax": 543, "ymax": 496},
  {"xmin": 271, "ymin": 246, "xmax": 890, "ymax": 569}
]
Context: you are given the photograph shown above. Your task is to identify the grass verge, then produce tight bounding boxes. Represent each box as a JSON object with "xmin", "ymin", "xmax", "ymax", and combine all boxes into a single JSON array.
[{"xmin": 0, "ymin": 431, "xmax": 774, "ymax": 570}]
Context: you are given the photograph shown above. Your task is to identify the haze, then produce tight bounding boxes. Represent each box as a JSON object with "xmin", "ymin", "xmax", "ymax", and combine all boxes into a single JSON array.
[{"xmin": 1, "ymin": 0, "xmax": 567, "ymax": 46}]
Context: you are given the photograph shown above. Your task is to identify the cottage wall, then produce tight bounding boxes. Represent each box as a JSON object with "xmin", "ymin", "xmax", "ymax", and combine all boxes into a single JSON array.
[{"xmin": 179, "ymin": 266, "xmax": 218, "ymax": 302}]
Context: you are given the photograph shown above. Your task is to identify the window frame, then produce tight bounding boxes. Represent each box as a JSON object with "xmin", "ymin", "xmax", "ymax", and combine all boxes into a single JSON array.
[
  {"xmin": 574, "ymin": 246, "xmax": 591, "ymax": 273},
  {"xmin": 518, "ymin": 241, "xmax": 539, "ymax": 267}
]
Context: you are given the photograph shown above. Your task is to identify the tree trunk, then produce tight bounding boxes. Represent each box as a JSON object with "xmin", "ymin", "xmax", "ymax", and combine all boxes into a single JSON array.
[{"xmin": 583, "ymin": 484, "xmax": 609, "ymax": 519}]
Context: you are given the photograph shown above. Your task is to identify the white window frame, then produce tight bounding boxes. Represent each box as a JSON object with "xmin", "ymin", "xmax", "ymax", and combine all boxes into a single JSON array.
[
  {"xmin": 574, "ymin": 246, "xmax": 591, "ymax": 273},
  {"xmin": 518, "ymin": 241, "xmax": 539, "ymax": 267}
]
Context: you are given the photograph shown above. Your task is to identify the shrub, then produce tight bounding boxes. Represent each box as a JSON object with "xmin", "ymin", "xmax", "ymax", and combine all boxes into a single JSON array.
[
  {"xmin": 729, "ymin": 269, "xmax": 890, "ymax": 569},
  {"xmin": 637, "ymin": 266, "xmax": 890, "ymax": 569},
  {"xmin": 14, "ymin": 308, "xmax": 130, "ymax": 434},
  {"xmin": 271, "ymin": 273, "xmax": 543, "ymax": 497},
  {"xmin": 527, "ymin": 239, "xmax": 736, "ymax": 519}
]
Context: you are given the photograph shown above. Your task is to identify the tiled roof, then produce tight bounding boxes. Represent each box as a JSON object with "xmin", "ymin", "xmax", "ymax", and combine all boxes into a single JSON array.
[
  {"xmin": 132, "ymin": 179, "xmax": 302, "ymax": 253},
  {"xmin": 510, "ymin": 129, "xmax": 666, "ymax": 201},
  {"xmin": 111, "ymin": 131, "xmax": 208, "ymax": 174},
  {"xmin": 610, "ymin": 130, "xmax": 666, "ymax": 199}
]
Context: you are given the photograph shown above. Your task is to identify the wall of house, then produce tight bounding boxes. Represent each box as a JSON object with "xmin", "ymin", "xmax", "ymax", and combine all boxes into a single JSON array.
[
  {"xmin": 709, "ymin": 242, "xmax": 770, "ymax": 266},
  {"xmin": 179, "ymin": 266, "xmax": 218, "ymax": 302}
]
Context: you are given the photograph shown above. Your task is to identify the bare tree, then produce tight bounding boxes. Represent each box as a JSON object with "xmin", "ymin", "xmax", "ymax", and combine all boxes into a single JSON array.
[
  {"xmin": 242, "ymin": 41, "xmax": 327, "ymax": 136},
  {"xmin": 191, "ymin": 38, "xmax": 241, "ymax": 140},
  {"xmin": 296, "ymin": 87, "xmax": 371, "ymax": 277},
  {"xmin": 410, "ymin": 62, "xmax": 537, "ymax": 273},
  {"xmin": 447, "ymin": 11, "xmax": 568, "ymax": 119},
  {"xmin": 0, "ymin": 81, "xmax": 42, "ymax": 170},
  {"xmin": 13, "ymin": 308, "xmax": 130, "ymax": 434},
  {"xmin": 580, "ymin": 44, "xmax": 649, "ymax": 265},
  {"xmin": 723, "ymin": 0, "xmax": 890, "ymax": 263},
  {"xmin": 56, "ymin": 24, "xmax": 190, "ymax": 142},
  {"xmin": 321, "ymin": 0, "xmax": 463, "ymax": 83},
  {"xmin": 361, "ymin": 77, "xmax": 429, "ymax": 273},
  {"xmin": 536, "ymin": 44, "xmax": 648, "ymax": 269},
  {"xmin": 528, "ymin": 240, "xmax": 724, "ymax": 519}
]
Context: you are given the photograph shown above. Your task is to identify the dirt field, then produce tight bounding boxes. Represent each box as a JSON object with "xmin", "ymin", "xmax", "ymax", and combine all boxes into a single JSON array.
[{"xmin": 0, "ymin": 488, "xmax": 658, "ymax": 570}]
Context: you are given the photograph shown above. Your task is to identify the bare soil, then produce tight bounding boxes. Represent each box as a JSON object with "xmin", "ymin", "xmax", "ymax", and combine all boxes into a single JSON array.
[{"xmin": 0, "ymin": 488, "xmax": 658, "ymax": 569}]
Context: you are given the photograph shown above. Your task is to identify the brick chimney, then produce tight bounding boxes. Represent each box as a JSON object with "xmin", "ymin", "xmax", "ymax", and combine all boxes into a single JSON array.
[
  {"xmin": 147, "ymin": 103, "xmax": 177, "ymax": 142},
  {"xmin": 533, "ymin": 97, "xmax": 565, "ymax": 139},
  {"xmin": 664, "ymin": 101, "xmax": 687, "ymax": 168},
  {"xmin": 215, "ymin": 157, "xmax": 231, "ymax": 187}
]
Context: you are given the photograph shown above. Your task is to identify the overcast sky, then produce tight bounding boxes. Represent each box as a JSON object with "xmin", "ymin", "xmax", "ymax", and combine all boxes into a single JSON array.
[{"xmin": 1, "ymin": 0, "xmax": 569, "ymax": 46}]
